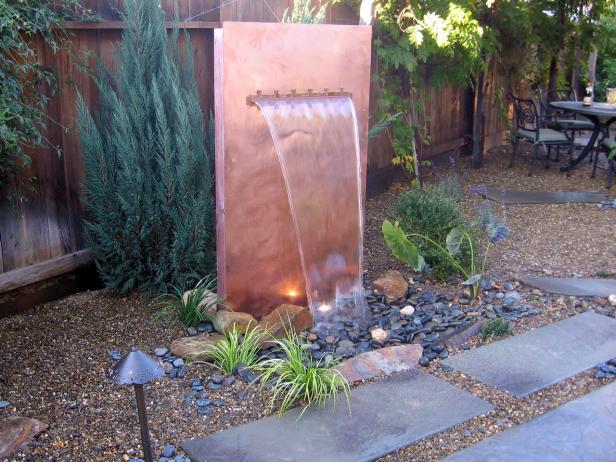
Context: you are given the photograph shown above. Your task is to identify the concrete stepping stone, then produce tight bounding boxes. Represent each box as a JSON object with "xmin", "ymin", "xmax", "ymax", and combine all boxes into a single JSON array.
[
  {"xmin": 517, "ymin": 275, "xmax": 616, "ymax": 297},
  {"xmin": 442, "ymin": 312, "xmax": 616, "ymax": 397},
  {"xmin": 182, "ymin": 370, "xmax": 493, "ymax": 462},
  {"xmin": 441, "ymin": 381, "xmax": 616, "ymax": 462},
  {"xmin": 478, "ymin": 189, "xmax": 607, "ymax": 204}
]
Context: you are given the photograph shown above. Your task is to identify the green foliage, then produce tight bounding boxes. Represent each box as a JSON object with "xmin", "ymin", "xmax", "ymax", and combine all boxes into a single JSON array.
[
  {"xmin": 0, "ymin": 1, "xmax": 90, "ymax": 203},
  {"xmin": 282, "ymin": 0, "xmax": 328, "ymax": 23},
  {"xmin": 394, "ymin": 180, "xmax": 470, "ymax": 280},
  {"xmin": 595, "ymin": 5, "xmax": 616, "ymax": 101},
  {"xmin": 481, "ymin": 318, "xmax": 512, "ymax": 341},
  {"xmin": 155, "ymin": 275, "xmax": 218, "ymax": 327},
  {"xmin": 78, "ymin": 0, "xmax": 215, "ymax": 294},
  {"xmin": 202, "ymin": 325, "xmax": 265, "ymax": 375},
  {"xmin": 372, "ymin": 0, "xmax": 492, "ymax": 178},
  {"xmin": 253, "ymin": 331, "xmax": 350, "ymax": 417},
  {"xmin": 382, "ymin": 184, "xmax": 509, "ymax": 298},
  {"xmin": 382, "ymin": 220, "xmax": 425, "ymax": 272}
]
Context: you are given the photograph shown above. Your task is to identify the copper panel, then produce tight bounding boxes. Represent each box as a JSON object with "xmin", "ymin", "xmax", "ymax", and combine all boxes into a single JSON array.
[{"xmin": 215, "ymin": 22, "xmax": 372, "ymax": 319}]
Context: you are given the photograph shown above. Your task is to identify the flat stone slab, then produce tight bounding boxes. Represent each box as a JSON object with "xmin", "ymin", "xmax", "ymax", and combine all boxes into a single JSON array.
[
  {"xmin": 182, "ymin": 371, "xmax": 493, "ymax": 462},
  {"xmin": 334, "ymin": 344, "xmax": 423, "ymax": 384},
  {"xmin": 479, "ymin": 189, "xmax": 606, "ymax": 204},
  {"xmin": 441, "ymin": 381, "xmax": 616, "ymax": 462},
  {"xmin": 442, "ymin": 312, "xmax": 616, "ymax": 397},
  {"xmin": 517, "ymin": 275, "xmax": 616, "ymax": 297}
]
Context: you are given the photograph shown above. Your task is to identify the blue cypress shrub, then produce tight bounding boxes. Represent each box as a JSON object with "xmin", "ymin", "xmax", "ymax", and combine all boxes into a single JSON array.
[{"xmin": 77, "ymin": 0, "xmax": 214, "ymax": 293}]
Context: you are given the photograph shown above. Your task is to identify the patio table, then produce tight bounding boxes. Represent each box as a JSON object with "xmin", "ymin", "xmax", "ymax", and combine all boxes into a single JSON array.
[{"xmin": 549, "ymin": 101, "xmax": 616, "ymax": 171}]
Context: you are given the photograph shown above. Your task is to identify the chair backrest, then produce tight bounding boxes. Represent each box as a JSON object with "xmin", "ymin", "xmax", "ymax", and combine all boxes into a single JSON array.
[
  {"xmin": 538, "ymin": 88, "xmax": 576, "ymax": 117},
  {"xmin": 508, "ymin": 94, "xmax": 539, "ymax": 132}
]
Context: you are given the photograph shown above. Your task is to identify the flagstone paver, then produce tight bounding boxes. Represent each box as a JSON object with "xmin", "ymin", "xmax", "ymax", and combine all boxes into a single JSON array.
[
  {"xmin": 182, "ymin": 370, "xmax": 493, "ymax": 462},
  {"xmin": 441, "ymin": 381, "xmax": 616, "ymax": 462},
  {"xmin": 516, "ymin": 275, "xmax": 616, "ymax": 297},
  {"xmin": 442, "ymin": 312, "xmax": 616, "ymax": 397},
  {"xmin": 479, "ymin": 189, "xmax": 607, "ymax": 204}
]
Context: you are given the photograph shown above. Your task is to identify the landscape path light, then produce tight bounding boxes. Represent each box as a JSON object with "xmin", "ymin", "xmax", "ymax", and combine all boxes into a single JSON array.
[{"xmin": 112, "ymin": 348, "xmax": 164, "ymax": 462}]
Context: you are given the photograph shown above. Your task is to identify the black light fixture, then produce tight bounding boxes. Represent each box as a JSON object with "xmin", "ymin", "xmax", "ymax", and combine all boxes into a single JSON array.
[{"xmin": 112, "ymin": 348, "xmax": 165, "ymax": 462}]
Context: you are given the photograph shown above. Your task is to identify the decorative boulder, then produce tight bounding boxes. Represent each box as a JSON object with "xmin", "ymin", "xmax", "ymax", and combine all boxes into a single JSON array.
[
  {"xmin": 210, "ymin": 310, "xmax": 257, "ymax": 335},
  {"xmin": 334, "ymin": 344, "xmax": 423, "ymax": 384},
  {"xmin": 182, "ymin": 288, "xmax": 219, "ymax": 315},
  {"xmin": 0, "ymin": 417, "xmax": 48, "ymax": 458},
  {"xmin": 170, "ymin": 334, "xmax": 225, "ymax": 360},
  {"xmin": 372, "ymin": 270, "xmax": 409, "ymax": 303},
  {"xmin": 258, "ymin": 304, "xmax": 314, "ymax": 347}
]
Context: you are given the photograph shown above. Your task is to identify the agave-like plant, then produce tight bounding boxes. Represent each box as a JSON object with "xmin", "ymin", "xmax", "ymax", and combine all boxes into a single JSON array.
[
  {"xmin": 154, "ymin": 275, "xmax": 218, "ymax": 327},
  {"xmin": 252, "ymin": 330, "xmax": 350, "ymax": 417}
]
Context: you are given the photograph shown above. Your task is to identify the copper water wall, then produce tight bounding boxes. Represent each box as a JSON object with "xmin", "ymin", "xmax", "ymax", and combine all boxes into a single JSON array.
[{"xmin": 214, "ymin": 22, "xmax": 372, "ymax": 319}]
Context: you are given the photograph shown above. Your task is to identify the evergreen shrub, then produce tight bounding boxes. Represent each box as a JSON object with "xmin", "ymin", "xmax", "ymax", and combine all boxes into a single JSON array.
[
  {"xmin": 395, "ymin": 179, "xmax": 473, "ymax": 281},
  {"xmin": 78, "ymin": 0, "xmax": 214, "ymax": 294}
]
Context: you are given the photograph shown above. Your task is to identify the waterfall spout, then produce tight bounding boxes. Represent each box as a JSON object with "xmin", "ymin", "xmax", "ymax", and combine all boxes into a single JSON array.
[{"xmin": 254, "ymin": 95, "xmax": 368, "ymax": 326}]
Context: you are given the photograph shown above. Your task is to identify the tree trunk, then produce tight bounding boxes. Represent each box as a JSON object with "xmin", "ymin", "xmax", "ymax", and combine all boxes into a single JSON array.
[
  {"xmin": 587, "ymin": 45, "xmax": 598, "ymax": 84},
  {"xmin": 548, "ymin": 54, "xmax": 559, "ymax": 94},
  {"xmin": 472, "ymin": 69, "xmax": 486, "ymax": 169}
]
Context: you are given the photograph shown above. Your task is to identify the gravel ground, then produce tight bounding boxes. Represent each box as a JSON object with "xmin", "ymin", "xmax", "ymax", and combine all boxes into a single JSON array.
[
  {"xmin": 2, "ymin": 142, "xmax": 616, "ymax": 461},
  {"xmin": 0, "ymin": 291, "xmax": 272, "ymax": 462}
]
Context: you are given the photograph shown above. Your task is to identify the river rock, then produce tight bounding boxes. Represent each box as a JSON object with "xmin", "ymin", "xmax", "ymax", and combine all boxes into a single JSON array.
[
  {"xmin": 170, "ymin": 334, "xmax": 224, "ymax": 360},
  {"xmin": 372, "ymin": 270, "xmax": 409, "ymax": 303},
  {"xmin": 258, "ymin": 304, "xmax": 314, "ymax": 347},
  {"xmin": 182, "ymin": 288, "xmax": 219, "ymax": 315},
  {"xmin": 0, "ymin": 417, "xmax": 48, "ymax": 458},
  {"xmin": 210, "ymin": 310, "xmax": 257, "ymax": 335},
  {"xmin": 370, "ymin": 327, "xmax": 389, "ymax": 343},
  {"xmin": 334, "ymin": 344, "xmax": 423, "ymax": 384}
]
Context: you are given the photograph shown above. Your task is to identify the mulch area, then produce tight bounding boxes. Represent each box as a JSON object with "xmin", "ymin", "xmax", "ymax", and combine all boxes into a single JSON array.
[{"xmin": 1, "ymin": 142, "xmax": 615, "ymax": 461}]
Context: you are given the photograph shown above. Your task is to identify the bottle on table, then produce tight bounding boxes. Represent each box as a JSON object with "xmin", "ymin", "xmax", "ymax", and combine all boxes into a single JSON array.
[{"xmin": 583, "ymin": 81, "xmax": 593, "ymax": 106}]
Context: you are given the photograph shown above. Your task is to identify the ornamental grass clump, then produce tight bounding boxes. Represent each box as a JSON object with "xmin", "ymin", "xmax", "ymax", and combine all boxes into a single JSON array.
[
  {"xmin": 203, "ymin": 325, "xmax": 265, "ymax": 375},
  {"xmin": 155, "ymin": 275, "xmax": 217, "ymax": 327},
  {"xmin": 252, "ymin": 331, "xmax": 350, "ymax": 417},
  {"xmin": 481, "ymin": 318, "xmax": 512, "ymax": 340}
]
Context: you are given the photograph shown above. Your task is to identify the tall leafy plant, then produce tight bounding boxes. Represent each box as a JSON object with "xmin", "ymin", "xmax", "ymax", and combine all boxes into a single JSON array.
[
  {"xmin": 283, "ymin": 0, "xmax": 328, "ymax": 23},
  {"xmin": 78, "ymin": 0, "xmax": 215, "ymax": 294},
  {"xmin": 0, "ymin": 1, "xmax": 89, "ymax": 205}
]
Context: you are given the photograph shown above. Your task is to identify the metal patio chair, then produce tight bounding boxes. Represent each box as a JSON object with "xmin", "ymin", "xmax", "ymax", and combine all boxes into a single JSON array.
[
  {"xmin": 593, "ymin": 136, "xmax": 616, "ymax": 188},
  {"xmin": 538, "ymin": 89, "xmax": 595, "ymax": 162},
  {"xmin": 508, "ymin": 94, "xmax": 574, "ymax": 176}
]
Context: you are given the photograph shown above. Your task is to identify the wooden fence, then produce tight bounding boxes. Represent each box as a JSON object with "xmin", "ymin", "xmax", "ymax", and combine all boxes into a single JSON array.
[{"xmin": 0, "ymin": 0, "xmax": 509, "ymax": 288}]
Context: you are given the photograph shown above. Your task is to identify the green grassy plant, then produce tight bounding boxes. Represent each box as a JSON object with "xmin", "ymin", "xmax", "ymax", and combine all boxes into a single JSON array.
[
  {"xmin": 481, "ymin": 318, "xmax": 512, "ymax": 341},
  {"xmin": 155, "ymin": 275, "xmax": 217, "ymax": 327},
  {"xmin": 252, "ymin": 331, "xmax": 350, "ymax": 417},
  {"xmin": 203, "ymin": 324, "xmax": 265, "ymax": 374}
]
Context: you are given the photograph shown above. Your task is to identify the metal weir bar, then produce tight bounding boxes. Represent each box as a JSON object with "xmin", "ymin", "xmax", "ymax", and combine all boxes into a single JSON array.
[{"xmin": 246, "ymin": 88, "xmax": 352, "ymax": 106}]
